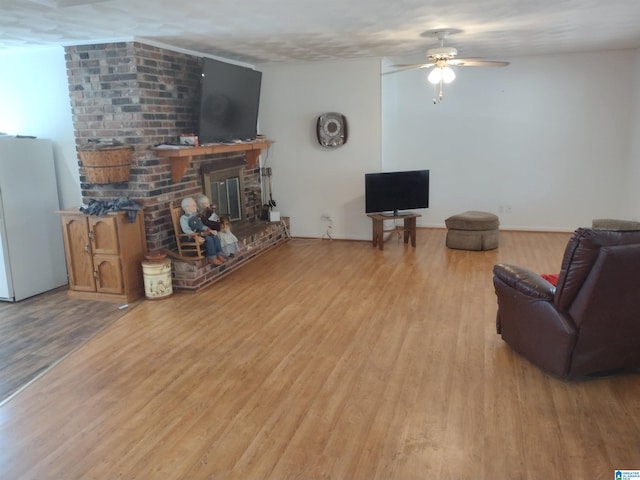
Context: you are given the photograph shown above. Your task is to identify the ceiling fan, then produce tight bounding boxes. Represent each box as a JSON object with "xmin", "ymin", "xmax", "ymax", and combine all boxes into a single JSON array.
[{"xmin": 389, "ymin": 30, "xmax": 510, "ymax": 102}]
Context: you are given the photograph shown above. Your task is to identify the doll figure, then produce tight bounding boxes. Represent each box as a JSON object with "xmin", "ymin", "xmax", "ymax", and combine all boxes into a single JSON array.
[
  {"xmin": 195, "ymin": 194, "xmax": 221, "ymax": 231},
  {"xmin": 179, "ymin": 197, "xmax": 226, "ymax": 266},
  {"xmin": 218, "ymin": 216, "xmax": 240, "ymax": 257}
]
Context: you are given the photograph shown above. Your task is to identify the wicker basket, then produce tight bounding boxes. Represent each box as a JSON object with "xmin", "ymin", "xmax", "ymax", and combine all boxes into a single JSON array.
[{"xmin": 79, "ymin": 146, "xmax": 133, "ymax": 184}]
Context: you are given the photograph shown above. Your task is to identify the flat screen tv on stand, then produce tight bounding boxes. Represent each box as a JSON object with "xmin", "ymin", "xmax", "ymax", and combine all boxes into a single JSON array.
[{"xmin": 365, "ymin": 170, "xmax": 430, "ymax": 216}]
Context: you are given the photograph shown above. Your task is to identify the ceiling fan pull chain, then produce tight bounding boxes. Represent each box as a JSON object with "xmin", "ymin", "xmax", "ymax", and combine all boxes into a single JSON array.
[{"xmin": 433, "ymin": 80, "xmax": 444, "ymax": 103}]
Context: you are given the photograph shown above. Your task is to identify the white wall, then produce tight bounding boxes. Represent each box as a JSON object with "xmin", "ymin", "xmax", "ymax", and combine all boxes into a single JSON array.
[
  {"xmin": 0, "ymin": 47, "xmax": 81, "ymax": 208},
  {"xmin": 383, "ymin": 50, "xmax": 636, "ymax": 231},
  {"xmin": 624, "ymin": 49, "xmax": 640, "ymax": 220},
  {"xmin": 258, "ymin": 58, "xmax": 382, "ymax": 239}
]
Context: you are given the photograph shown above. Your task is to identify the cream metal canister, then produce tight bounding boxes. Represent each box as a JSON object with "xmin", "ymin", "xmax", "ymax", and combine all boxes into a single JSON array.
[{"xmin": 141, "ymin": 254, "xmax": 172, "ymax": 299}]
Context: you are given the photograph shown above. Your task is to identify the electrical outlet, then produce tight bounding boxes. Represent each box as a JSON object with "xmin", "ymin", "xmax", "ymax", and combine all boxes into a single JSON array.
[{"xmin": 505, "ymin": 205, "xmax": 512, "ymax": 214}]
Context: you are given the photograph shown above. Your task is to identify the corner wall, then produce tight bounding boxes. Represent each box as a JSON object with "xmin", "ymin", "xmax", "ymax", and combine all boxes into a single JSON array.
[{"xmin": 0, "ymin": 47, "xmax": 80, "ymax": 208}]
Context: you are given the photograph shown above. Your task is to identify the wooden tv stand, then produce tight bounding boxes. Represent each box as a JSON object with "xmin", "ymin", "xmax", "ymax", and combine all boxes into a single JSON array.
[{"xmin": 367, "ymin": 212, "xmax": 421, "ymax": 251}]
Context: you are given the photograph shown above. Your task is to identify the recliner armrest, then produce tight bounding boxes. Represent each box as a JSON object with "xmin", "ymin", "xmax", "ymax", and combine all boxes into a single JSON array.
[{"xmin": 493, "ymin": 264, "xmax": 556, "ymax": 301}]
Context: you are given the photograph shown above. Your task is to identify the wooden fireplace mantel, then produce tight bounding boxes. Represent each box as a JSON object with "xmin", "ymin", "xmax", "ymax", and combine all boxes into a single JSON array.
[{"xmin": 155, "ymin": 139, "xmax": 273, "ymax": 183}]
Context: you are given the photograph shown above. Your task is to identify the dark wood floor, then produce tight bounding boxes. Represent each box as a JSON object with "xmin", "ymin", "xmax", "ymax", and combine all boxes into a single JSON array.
[
  {"xmin": 1, "ymin": 229, "xmax": 639, "ymax": 479},
  {"xmin": 0, "ymin": 287, "xmax": 135, "ymax": 405}
]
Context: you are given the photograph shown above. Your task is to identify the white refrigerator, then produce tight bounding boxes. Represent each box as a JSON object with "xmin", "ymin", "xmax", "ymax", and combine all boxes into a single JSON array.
[{"xmin": 0, "ymin": 137, "xmax": 68, "ymax": 301}]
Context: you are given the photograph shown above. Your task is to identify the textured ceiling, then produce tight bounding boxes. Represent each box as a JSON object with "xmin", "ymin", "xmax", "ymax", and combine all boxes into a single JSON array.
[{"xmin": 1, "ymin": 0, "xmax": 640, "ymax": 64}]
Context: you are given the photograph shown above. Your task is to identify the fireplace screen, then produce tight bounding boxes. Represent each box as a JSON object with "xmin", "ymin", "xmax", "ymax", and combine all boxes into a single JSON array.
[
  {"xmin": 211, "ymin": 175, "xmax": 241, "ymax": 221},
  {"xmin": 202, "ymin": 158, "xmax": 246, "ymax": 222},
  {"xmin": 203, "ymin": 163, "xmax": 245, "ymax": 222}
]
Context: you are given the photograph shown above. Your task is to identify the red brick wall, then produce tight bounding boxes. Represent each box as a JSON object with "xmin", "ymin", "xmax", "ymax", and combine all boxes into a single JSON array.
[{"xmin": 64, "ymin": 42, "xmax": 262, "ymax": 253}]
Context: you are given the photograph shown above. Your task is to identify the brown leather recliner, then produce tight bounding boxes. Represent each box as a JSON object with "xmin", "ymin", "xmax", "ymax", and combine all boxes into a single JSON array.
[{"xmin": 493, "ymin": 227, "xmax": 640, "ymax": 377}]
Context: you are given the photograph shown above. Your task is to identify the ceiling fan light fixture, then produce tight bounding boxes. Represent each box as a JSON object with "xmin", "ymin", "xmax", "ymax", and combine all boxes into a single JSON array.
[
  {"xmin": 441, "ymin": 66, "xmax": 456, "ymax": 83},
  {"xmin": 427, "ymin": 66, "xmax": 455, "ymax": 85},
  {"xmin": 427, "ymin": 68, "xmax": 442, "ymax": 84},
  {"xmin": 389, "ymin": 28, "xmax": 507, "ymax": 102}
]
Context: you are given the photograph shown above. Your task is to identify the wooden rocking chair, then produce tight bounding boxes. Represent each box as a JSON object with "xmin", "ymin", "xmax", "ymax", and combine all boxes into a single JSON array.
[{"xmin": 170, "ymin": 205, "xmax": 205, "ymax": 260}]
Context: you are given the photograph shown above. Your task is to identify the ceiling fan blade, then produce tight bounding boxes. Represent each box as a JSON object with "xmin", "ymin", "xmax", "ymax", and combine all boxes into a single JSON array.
[
  {"xmin": 392, "ymin": 62, "xmax": 436, "ymax": 68},
  {"xmin": 449, "ymin": 58, "xmax": 510, "ymax": 67},
  {"xmin": 383, "ymin": 63, "xmax": 435, "ymax": 75}
]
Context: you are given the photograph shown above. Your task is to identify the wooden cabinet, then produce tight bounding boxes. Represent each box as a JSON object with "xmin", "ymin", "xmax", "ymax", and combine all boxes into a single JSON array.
[{"xmin": 58, "ymin": 209, "xmax": 146, "ymax": 302}]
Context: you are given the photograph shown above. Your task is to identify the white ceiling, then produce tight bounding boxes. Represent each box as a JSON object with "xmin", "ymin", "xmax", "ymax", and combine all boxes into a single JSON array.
[{"xmin": 2, "ymin": 0, "xmax": 640, "ymax": 64}]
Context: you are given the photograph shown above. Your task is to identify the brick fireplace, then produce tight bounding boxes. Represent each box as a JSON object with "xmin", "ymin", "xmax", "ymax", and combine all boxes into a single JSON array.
[
  {"xmin": 64, "ymin": 41, "xmax": 288, "ymax": 291},
  {"xmin": 65, "ymin": 41, "xmax": 264, "ymax": 249}
]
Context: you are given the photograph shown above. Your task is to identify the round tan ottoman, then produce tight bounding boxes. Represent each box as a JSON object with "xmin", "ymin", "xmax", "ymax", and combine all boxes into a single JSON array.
[{"xmin": 445, "ymin": 211, "xmax": 500, "ymax": 251}]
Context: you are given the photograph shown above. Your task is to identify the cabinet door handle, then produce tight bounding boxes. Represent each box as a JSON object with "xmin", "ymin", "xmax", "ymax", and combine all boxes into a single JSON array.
[{"xmin": 84, "ymin": 244, "xmax": 90, "ymax": 253}]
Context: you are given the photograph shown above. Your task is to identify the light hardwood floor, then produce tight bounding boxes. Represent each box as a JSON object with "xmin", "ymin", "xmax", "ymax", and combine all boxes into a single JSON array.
[{"xmin": 1, "ymin": 228, "xmax": 638, "ymax": 479}]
